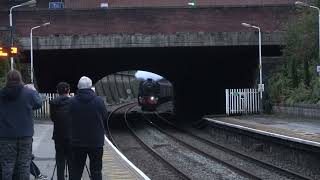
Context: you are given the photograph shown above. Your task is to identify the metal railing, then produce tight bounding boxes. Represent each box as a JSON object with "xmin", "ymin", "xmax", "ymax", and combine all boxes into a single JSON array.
[
  {"xmin": 33, "ymin": 93, "xmax": 57, "ymax": 119},
  {"xmin": 225, "ymin": 88, "xmax": 260, "ymax": 115}
]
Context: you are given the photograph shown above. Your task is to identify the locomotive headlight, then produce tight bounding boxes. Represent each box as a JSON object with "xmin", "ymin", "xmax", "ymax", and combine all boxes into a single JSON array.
[{"xmin": 150, "ymin": 96, "xmax": 155, "ymax": 100}]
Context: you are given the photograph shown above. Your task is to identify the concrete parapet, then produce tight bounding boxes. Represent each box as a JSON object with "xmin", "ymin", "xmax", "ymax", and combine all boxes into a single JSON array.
[{"xmin": 18, "ymin": 32, "xmax": 284, "ymax": 50}]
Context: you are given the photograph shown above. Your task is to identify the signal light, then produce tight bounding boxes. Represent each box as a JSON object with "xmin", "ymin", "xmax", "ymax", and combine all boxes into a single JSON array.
[
  {"xmin": 0, "ymin": 47, "xmax": 8, "ymax": 57},
  {"xmin": 0, "ymin": 47, "xmax": 19, "ymax": 58},
  {"xmin": 10, "ymin": 47, "xmax": 18, "ymax": 55}
]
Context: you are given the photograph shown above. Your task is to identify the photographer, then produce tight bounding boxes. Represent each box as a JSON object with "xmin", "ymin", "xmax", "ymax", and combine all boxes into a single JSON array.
[
  {"xmin": 69, "ymin": 76, "xmax": 107, "ymax": 180},
  {"xmin": 0, "ymin": 70, "xmax": 42, "ymax": 179},
  {"xmin": 50, "ymin": 82, "xmax": 72, "ymax": 180}
]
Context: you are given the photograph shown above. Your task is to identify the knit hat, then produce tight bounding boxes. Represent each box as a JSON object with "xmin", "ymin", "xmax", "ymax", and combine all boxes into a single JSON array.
[{"xmin": 77, "ymin": 76, "xmax": 92, "ymax": 89}]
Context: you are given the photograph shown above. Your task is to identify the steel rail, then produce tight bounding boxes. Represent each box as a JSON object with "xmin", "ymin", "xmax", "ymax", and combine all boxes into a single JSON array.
[
  {"xmin": 106, "ymin": 102, "xmax": 137, "ymax": 149},
  {"xmin": 124, "ymin": 107, "xmax": 192, "ymax": 180},
  {"xmin": 142, "ymin": 113, "xmax": 262, "ymax": 180},
  {"xmin": 154, "ymin": 112, "xmax": 313, "ymax": 180}
]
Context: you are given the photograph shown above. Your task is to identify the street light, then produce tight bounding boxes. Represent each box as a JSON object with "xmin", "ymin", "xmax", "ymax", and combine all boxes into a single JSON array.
[
  {"xmin": 295, "ymin": 1, "xmax": 320, "ymax": 60},
  {"xmin": 9, "ymin": 0, "xmax": 37, "ymax": 70},
  {"xmin": 241, "ymin": 22, "xmax": 264, "ymax": 103},
  {"xmin": 30, "ymin": 22, "xmax": 50, "ymax": 84},
  {"xmin": 187, "ymin": 0, "xmax": 196, "ymax": 6}
]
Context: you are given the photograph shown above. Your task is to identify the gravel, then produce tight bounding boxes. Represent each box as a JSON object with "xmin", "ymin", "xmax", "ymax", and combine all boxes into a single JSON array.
[
  {"xmin": 132, "ymin": 119, "xmax": 250, "ymax": 180},
  {"xmin": 110, "ymin": 114, "xmax": 186, "ymax": 180}
]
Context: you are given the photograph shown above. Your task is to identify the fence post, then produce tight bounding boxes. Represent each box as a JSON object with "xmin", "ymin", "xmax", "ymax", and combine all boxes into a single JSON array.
[
  {"xmin": 33, "ymin": 93, "xmax": 56, "ymax": 120},
  {"xmin": 231, "ymin": 89, "xmax": 234, "ymax": 114},
  {"xmin": 226, "ymin": 89, "xmax": 229, "ymax": 115},
  {"xmin": 226, "ymin": 88, "xmax": 260, "ymax": 116}
]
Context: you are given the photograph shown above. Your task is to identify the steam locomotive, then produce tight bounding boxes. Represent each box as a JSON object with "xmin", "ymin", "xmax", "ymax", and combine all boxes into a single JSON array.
[{"xmin": 138, "ymin": 78, "xmax": 172, "ymax": 111}]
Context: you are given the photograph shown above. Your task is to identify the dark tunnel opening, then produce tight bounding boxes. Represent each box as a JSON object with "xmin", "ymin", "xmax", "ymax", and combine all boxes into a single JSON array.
[{"xmin": 23, "ymin": 45, "xmax": 282, "ymax": 121}]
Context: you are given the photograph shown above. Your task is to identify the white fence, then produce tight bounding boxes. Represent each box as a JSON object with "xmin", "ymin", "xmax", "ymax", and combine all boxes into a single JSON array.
[
  {"xmin": 33, "ymin": 93, "xmax": 58, "ymax": 119},
  {"xmin": 225, "ymin": 89, "xmax": 260, "ymax": 115}
]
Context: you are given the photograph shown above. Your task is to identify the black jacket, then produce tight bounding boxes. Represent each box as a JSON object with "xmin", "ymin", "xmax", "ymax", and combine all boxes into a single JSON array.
[
  {"xmin": 0, "ymin": 85, "xmax": 42, "ymax": 137},
  {"xmin": 49, "ymin": 95, "xmax": 72, "ymax": 143},
  {"xmin": 69, "ymin": 89, "xmax": 107, "ymax": 147}
]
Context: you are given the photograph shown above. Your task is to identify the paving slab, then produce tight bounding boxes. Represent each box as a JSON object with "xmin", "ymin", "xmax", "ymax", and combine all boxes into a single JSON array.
[{"xmin": 32, "ymin": 120, "xmax": 149, "ymax": 180}]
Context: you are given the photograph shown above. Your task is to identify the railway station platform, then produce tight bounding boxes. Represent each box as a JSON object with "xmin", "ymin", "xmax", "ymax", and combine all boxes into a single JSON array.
[
  {"xmin": 32, "ymin": 120, "xmax": 149, "ymax": 180},
  {"xmin": 204, "ymin": 114, "xmax": 320, "ymax": 145},
  {"xmin": 199, "ymin": 114, "xmax": 320, "ymax": 179}
]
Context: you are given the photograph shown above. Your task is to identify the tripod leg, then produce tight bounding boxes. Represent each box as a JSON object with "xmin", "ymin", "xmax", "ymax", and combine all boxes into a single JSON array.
[{"xmin": 51, "ymin": 164, "xmax": 57, "ymax": 180}]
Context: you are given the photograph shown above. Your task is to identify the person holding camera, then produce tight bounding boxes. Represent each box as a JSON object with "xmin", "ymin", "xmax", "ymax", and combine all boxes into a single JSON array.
[
  {"xmin": 69, "ymin": 76, "xmax": 108, "ymax": 180},
  {"xmin": 50, "ymin": 82, "xmax": 72, "ymax": 180},
  {"xmin": 0, "ymin": 70, "xmax": 42, "ymax": 179}
]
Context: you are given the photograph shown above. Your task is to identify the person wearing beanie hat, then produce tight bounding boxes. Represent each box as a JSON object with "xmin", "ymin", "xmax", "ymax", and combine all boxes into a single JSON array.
[
  {"xmin": 77, "ymin": 76, "xmax": 92, "ymax": 89},
  {"xmin": 69, "ymin": 76, "xmax": 108, "ymax": 180}
]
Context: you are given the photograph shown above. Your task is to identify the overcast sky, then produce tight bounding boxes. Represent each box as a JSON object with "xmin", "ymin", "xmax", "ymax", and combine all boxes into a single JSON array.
[{"xmin": 135, "ymin": 70, "xmax": 163, "ymax": 80}]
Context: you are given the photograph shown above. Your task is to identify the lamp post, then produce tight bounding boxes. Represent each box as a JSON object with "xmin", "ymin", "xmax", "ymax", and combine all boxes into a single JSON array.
[
  {"xmin": 30, "ymin": 22, "xmax": 50, "ymax": 84},
  {"xmin": 9, "ymin": 0, "xmax": 37, "ymax": 70},
  {"xmin": 295, "ymin": 1, "xmax": 320, "ymax": 60},
  {"xmin": 241, "ymin": 23, "xmax": 264, "ymax": 106}
]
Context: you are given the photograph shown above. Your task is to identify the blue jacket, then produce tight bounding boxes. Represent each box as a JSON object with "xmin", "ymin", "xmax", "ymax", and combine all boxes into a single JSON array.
[
  {"xmin": 69, "ymin": 89, "xmax": 107, "ymax": 147},
  {"xmin": 0, "ymin": 85, "xmax": 42, "ymax": 137}
]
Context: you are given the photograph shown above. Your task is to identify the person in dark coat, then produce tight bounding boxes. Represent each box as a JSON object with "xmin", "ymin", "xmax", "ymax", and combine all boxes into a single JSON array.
[
  {"xmin": 49, "ymin": 82, "xmax": 72, "ymax": 180},
  {"xmin": 0, "ymin": 70, "xmax": 42, "ymax": 180},
  {"xmin": 0, "ymin": 156, "xmax": 48, "ymax": 180},
  {"xmin": 0, "ymin": 154, "xmax": 48, "ymax": 180},
  {"xmin": 69, "ymin": 76, "xmax": 107, "ymax": 180}
]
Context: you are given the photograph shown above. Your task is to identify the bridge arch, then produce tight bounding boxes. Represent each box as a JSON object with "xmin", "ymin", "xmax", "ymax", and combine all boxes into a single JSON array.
[{"xmin": 29, "ymin": 45, "xmax": 281, "ymax": 120}]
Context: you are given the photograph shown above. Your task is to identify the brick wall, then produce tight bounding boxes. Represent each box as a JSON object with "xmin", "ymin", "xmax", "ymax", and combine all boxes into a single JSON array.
[
  {"xmin": 1, "ymin": 0, "xmax": 312, "ymax": 10},
  {"xmin": 107, "ymin": 0, "xmax": 295, "ymax": 8},
  {"xmin": 65, "ymin": 0, "xmax": 101, "ymax": 9},
  {"xmin": 0, "ymin": 6, "xmax": 295, "ymax": 37}
]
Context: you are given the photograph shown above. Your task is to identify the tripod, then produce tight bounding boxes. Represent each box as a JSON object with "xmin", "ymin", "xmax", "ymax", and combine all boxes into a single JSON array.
[
  {"xmin": 51, "ymin": 160, "xmax": 69, "ymax": 180},
  {"xmin": 51, "ymin": 161, "xmax": 91, "ymax": 180}
]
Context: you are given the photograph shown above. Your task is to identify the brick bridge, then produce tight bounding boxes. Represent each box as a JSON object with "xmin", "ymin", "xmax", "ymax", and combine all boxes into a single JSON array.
[
  {"xmin": 0, "ymin": 1, "xmax": 302, "ymax": 119},
  {"xmin": 0, "ymin": 5, "xmax": 295, "ymax": 49}
]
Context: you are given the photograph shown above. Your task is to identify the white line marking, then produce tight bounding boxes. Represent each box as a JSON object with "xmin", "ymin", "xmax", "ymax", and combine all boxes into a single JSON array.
[
  {"xmin": 205, "ymin": 118, "xmax": 320, "ymax": 147},
  {"xmin": 104, "ymin": 136, "xmax": 151, "ymax": 180}
]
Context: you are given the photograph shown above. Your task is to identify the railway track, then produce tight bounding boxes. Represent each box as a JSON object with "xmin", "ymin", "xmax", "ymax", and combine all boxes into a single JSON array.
[
  {"xmin": 149, "ymin": 112, "xmax": 313, "ymax": 180},
  {"xmin": 106, "ymin": 103, "xmax": 190, "ymax": 180}
]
